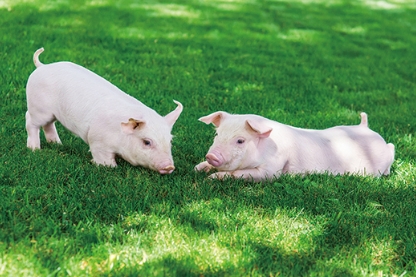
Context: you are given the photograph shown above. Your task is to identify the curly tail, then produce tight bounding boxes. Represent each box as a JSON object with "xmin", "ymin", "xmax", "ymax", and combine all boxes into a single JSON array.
[
  {"xmin": 33, "ymin": 47, "xmax": 44, "ymax": 68},
  {"xmin": 359, "ymin": 112, "xmax": 368, "ymax": 127}
]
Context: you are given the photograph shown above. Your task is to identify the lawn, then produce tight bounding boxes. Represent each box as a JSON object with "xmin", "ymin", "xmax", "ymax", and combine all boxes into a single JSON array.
[{"xmin": 0, "ymin": 0, "xmax": 415, "ymax": 276}]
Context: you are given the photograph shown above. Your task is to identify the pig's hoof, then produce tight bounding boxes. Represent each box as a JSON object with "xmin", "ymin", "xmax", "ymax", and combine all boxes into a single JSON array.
[
  {"xmin": 27, "ymin": 139, "xmax": 41, "ymax": 150},
  {"xmin": 27, "ymin": 144, "xmax": 41, "ymax": 151},
  {"xmin": 209, "ymin": 172, "xmax": 232, "ymax": 180},
  {"xmin": 92, "ymin": 159, "xmax": 117, "ymax": 167},
  {"xmin": 195, "ymin": 162, "xmax": 213, "ymax": 172},
  {"xmin": 28, "ymin": 145, "xmax": 41, "ymax": 151},
  {"xmin": 46, "ymin": 138, "xmax": 62, "ymax": 144}
]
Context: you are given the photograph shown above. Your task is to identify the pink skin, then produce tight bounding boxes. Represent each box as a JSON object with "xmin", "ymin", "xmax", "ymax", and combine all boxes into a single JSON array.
[
  {"xmin": 195, "ymin": 111, "xmax": 395, "ymax": 181},
  {"xmin": 158, "ymin": 164, "xmax": 175, "ymax": 174},
  {"xmin": 26, "ymin": 48, "xmax": 183, "ymax": 174},
  {"xmin": 206, "ymin": 151, "xmax": 224, "ymax": 167}
]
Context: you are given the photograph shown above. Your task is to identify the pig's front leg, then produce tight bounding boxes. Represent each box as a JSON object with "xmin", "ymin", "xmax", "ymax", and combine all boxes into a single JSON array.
[
  {"xmin": 195, "ymin": 161, "xmax": 215, "ymax": 172},
  {"xmin": 210, "ymin": 168, "xmax": 281, "ymax": 182},
  {"xmin": 89, "ymin": 146, "xmax": 117, "ymax": 167}
]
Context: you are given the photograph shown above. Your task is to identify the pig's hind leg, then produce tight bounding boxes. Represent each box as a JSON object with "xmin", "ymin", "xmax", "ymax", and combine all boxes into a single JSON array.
[
  {"xmin": 43, "ymin": 121, "xmax": 62, "ymax": 144},
  {"xmin": 26, "ymin": 111, "xmax": 41, "ymax": 150},
  {"xmin": 26, "ymin": 111, "xmax": 61, "ymax": 150}
]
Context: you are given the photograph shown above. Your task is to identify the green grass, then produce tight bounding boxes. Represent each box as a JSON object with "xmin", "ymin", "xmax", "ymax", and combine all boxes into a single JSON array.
[{"xmin": 1, "ymin": 0, "xmax": 415, "ymax": 276}]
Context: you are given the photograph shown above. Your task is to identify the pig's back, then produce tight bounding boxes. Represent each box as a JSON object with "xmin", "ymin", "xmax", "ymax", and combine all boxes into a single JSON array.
[
  {"xmin": 30, "ymin": 61, "xmax": 136, "ymax": 101},
  {"xmin": 283, "ymin": 124, "xmax": 393, "ymax": 176},
  {"xmin": 27, "ymin": 62, "xmax": 146, "ymax": 141}
]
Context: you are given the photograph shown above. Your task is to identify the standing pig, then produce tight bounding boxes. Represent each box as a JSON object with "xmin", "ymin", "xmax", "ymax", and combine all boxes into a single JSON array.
[
  {"xmin": 26, "ymin": 48, "xmax": 183, "ymax": 174},
  {"xmin": 195, "ymin": 111, "xmax": 395, "ymax": 181}
]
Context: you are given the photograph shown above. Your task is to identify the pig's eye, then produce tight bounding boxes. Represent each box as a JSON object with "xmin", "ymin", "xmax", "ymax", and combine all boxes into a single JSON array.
[
  {"xmin": 143, "ymin": 139, "xmax": 152, "ymax": 146},
  {"xmin": 237, "ymin": 138, "xmax": 245, "ymax": 144}
]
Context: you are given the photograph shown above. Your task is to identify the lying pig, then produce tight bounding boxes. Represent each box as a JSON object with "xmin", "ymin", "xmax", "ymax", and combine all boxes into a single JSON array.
[
  {"xmin": 195, "ymin": 111, "xmax": 395, "ymax": 181},
  {"xmin": 26, "ymin": 48, "xmax": 183, "ymax": 174}
]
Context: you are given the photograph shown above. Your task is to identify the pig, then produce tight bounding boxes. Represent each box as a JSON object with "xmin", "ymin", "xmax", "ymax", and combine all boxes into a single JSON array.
[
  {"xmin": 26, "ymin": 48, "xmax": 183, "ymax": 174},
  {"xmin": 195, "ymin": 111, "xmax": 395, "ymax": 181}
]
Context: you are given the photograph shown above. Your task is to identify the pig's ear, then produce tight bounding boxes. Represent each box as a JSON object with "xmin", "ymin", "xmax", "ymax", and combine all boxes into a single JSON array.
[
  {"xmin": 121, "ymin": 118, "xmax": 146, "ymax": 134},
  {"xmin": 165, "ymin": 100, "xmax": 183, "ymax": 127},
  {"xmin": 198, "ymin": 111, "xmax": 227, "ymax": 127},
  {"xmin": 245, "ymin": 119, "xmax": 272, "ymax": 138}
]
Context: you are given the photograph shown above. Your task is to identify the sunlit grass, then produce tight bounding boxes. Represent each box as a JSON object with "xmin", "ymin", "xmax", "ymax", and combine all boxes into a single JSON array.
[
  {"xmin": 141, "ymin": 3, "xmax": 201, "ymax": 18},
  {"xmin": 277, "ymin": 29, "xmax": 323, "ymax": 42},
  {"xmin": 277, "ymin": 0, "xmax": 416, "ymax": 9},
  {"xmin": 362, "ymin": 0, "xmax": 416, "ymax": 9},
  {"xmin": 333, "ymin": 24, "xmax": 367, "ymax": 35}
]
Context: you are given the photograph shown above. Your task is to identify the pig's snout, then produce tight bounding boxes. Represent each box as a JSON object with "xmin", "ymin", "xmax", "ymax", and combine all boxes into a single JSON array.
[
  {"xmin": 206, "ymin": 153, "xmax": 223, "ymax": 167},
  {"xmin": 158, "ymin": 165, "xmax": 175, "ymax": 174}
]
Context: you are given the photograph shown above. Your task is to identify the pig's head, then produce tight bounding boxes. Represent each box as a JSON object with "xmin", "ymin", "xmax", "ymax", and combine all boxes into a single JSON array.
[
  {"xmin": 120, "ymin": 100, "xmax": 183, "ymax": 174},
  {"xmin": 199, "ymin": 111, "xmax": 273, "ymax": 172}
]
